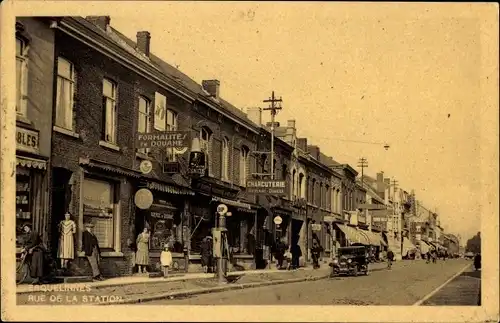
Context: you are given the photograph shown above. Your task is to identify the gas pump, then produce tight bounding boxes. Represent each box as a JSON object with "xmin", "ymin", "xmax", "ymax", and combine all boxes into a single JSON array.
[{"xmin": 212, "ymin": 204, "xmax": 231, "ymax": 284}]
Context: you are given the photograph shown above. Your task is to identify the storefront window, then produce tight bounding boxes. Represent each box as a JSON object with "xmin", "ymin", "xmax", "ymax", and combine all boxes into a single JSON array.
[
  {"xmin": 16, "ymin": 168, "xmax": 32, "ymax": 248},
  {"xmin": 226, "ymin": 213, "xmax": 256, "ymax": 255},
  {"xmin": 82, "ymin": 177, "xmax": 116, "ymax": 249},
  {"xmin": 148, "ymin": 203, "xmax": 183, "ymax": 252}
]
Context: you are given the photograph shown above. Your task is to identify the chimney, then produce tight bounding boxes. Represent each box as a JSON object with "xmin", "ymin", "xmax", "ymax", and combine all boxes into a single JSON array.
[
  {"xmin": 297, "ymin": 138, "xmax": 308, "ymax": 151},
  {"xmin": 136, "ymin": 31, "xmax": 151, "ymax": 57},
  {"xmin": 202, "ymin": 80, "xmax": 220, "ymax": 99},
  {"xmin": 307, "ymin": 145, "xmax": 320, "ymax": 160},
  {"xmin": 376, "ymin": 172, "xmax": 384, "ymax": 183},
  {"xmin": 246, "ymin": 107, "xmax": 262, "ymax": 125},
  {"xmin": 86, "ymin": 16, "xmax": 110, "ymax": 30},
  {"xmin": 287, "ymin": 120, "xmax": 296, "ymax": 129}
]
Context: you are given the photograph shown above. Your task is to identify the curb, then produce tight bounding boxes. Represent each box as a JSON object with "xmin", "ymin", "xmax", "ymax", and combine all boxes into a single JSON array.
[
  {"xmin": 98, "ymin": 266, "xmax": 392, "ymax": 305},
  {"xmin": 97, "ymin": 274, "xmax": 331, "ymax": 305}
]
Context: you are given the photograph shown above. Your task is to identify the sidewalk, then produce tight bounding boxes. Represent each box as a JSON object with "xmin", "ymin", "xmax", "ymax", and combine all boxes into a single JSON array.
[
  {"xmin": 17, "ymin": 260, "xmax": 397, "ymax": 305},
  {"xmin": 421, "ymin": 266, "xmax": 481, "ymax": 306}
]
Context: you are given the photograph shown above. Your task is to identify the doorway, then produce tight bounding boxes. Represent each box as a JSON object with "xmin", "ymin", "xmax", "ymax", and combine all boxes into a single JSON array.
[
  {"xmin": 50, "ymin": 167, "xmax": 73, "ymax": 258},
  {"xmin": 291, "ymin": 218, "xmax": 303, "ymax": 250}
]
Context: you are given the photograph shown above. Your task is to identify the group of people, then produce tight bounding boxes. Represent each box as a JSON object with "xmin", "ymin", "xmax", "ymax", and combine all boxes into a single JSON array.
[
  {"xmin": 135, "ymin": 227, "xmax": 174, "ymax": 277},
  {"xmin": 272, "ymin": 234, "xmax": 324, "ymax": 270},
  {"xmin": 19, "ymin": 213, "xmax": 105, "ymax": 285}
]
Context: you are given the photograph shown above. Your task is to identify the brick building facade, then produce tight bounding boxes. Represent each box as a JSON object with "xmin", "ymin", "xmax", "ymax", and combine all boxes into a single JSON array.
[{"xmin": 45, "ymin": 16, "xmax": 272, "ymax": 276}]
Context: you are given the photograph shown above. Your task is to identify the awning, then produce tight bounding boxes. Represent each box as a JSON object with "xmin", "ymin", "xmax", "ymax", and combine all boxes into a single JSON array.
[
  {"xmin": 146, "ymin": 181, "xmax": 195, "ymax": 196},
  {"xmin": 16, "ymin": 156, "xmax": 47, "ymax": 170},
  {"xmin": 79, "ymin": 157, "xmax": 141, "ymax": 178},
  {"xmin": 358, "ymin": 229, "xmax": 387, "ymax": 247},
  {"xmin": 211, "ymin": 196, "xmax": 251, "ymax": 210},
  {"xmin": 419, "ymin": 240, "xmax": 431, "ymax": 253},
  {"xmin": 337, "ymin": 224, "xmax": 370, "ymax": 245},
  {"xmin": 402, "ymin": 237, "xmax": 417, "ymax": 255}
]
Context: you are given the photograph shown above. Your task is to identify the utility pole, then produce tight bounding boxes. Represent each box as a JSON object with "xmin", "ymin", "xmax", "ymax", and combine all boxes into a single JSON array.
[
  {"xmin": 357, "ymin": 157, "xmax": 368, "ymax": 188},
  {"xmin": 391, "ymin": 179, "xmax": 399, "ymax": 206},
  {"xmin": 263, "ymin": 91, "xmax": 282, "ymax": 180},
  {"xmin": 262, "ymin": 91, "xmax": 283, "ymax": 269}
]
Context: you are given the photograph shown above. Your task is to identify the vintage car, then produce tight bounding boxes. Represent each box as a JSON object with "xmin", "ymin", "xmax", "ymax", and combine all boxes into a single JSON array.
[{"xmin": 330, "ymin": 246, "xmax": 369, "ymax": 277}]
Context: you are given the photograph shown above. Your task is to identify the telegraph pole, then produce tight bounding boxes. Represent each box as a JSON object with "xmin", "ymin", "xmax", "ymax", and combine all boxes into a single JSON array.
[
  {"xmin": 262, "ymin": 91, "xmax": 283, "ymax": 269},
  {"xmin": 357, "ymin": 157, "xmax": 368, "ymax": 188},
  {"xmin": 263, "ymin": 91, "xmax": 282, "ymax": 180},
  {"xmin": 391, "ymin": 179, "xmax": 399, "ymax": 204}
]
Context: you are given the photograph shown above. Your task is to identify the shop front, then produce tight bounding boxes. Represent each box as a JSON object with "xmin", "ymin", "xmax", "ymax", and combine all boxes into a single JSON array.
[
  {"xmin": 134, "ymin": 180, "xmax": 195, "ymax": 273},
  {"xmin": 15, "ymin": 126, "xmax": 50, "ymax": 254},
  {"xmin": 188, "ymin": 177, "xmax": 259, "ymax": 271}
]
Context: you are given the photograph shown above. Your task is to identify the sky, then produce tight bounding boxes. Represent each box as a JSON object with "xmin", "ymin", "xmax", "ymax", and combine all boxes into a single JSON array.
[
  {"xmin": 11, "ymin": 1, "xmax": 489, "ymax": 243},
  {"xmin": 103, "ymin": 3, "xmax": 488, "ymax": 243}
]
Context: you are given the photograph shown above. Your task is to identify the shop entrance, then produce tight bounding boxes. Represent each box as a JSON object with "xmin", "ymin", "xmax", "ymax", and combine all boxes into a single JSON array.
[
  {"xmin": 291, "ymin": 219, "xmax": 303, "ymax": 251},
  {"xmin": 50, "ymin": 167, "xmax": 73, "ymax": 258}
]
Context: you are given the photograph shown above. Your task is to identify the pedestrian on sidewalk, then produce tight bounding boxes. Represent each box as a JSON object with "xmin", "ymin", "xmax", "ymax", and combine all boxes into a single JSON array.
[
  {"xmin": 20, "ymin": 224, "xmax": 46, "ymax": 285},
  {"xmin": 160, "ymin": 244, "xmax": 173, "ymax": 278},
  {"xmin": 274, "ymin": 238, "xmax": 287, "ymax": 269},
  {"xmin": 201, "ymin": 236, "xmax": 213, "ymax": 273},
  {"xmin": 311, "ymin": 236, "xmax": 323, "ymax": 269},
  {"xmin": 82, "ymin": 222, "xmax": 104, "ymax": 281},
  {"xmin": 135, "ymin": 228, "xmax": 150, "ymax": 274},
  {"xmin": 387, "ymin": 249, "xmax": 394, "ymax": 270},
  {"xmin": 291, "ymin": 240, "xmax": 302, "ymax": 270}
]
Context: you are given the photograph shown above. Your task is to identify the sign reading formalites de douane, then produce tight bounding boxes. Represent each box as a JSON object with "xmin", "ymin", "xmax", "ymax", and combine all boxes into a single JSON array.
[
  {"xmin": 246, "ymin": 179, "xmax": 287, "ymax": 195},
  {"xmin": 136, "ymin": 131, "xmax": 190, "ymax": 149}
]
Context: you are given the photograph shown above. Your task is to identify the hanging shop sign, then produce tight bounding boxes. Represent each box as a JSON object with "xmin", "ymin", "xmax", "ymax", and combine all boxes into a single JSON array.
[
  {"xmin": 188, "ymin": 151, "xmax": 206, "ymax": 176},
  {"xmin": 136, "ymin": 131, "xmax": 190, "ymax": 149},
  {"xmin": 311, "ymin": 224, "xmax": 322, "ymax": 231},
  {"xmin": 139, "ymin": 160, "xmax": 153, "ymax": 174},
  {"xmin": 16, "ymin": 126, "xmax": 40, "ymax": 154},
  {"xmin": 134, "ymin": 188, "xmax": 154, "ymax": 210},
  {"xmin": 246, "ymin": 179, "xmax": 287, "ymax": 195}
]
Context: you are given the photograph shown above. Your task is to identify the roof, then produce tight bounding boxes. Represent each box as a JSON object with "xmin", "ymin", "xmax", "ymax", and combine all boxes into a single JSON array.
[{"xmin": 71, "ymin": 17, "xmax": 258, "ymax": 130}]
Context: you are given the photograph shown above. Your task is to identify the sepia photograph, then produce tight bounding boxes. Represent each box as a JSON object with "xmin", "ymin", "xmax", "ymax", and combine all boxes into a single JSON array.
[{"xmin": 1, "ymin": 1, "xmax": 498, "ymax": 322}]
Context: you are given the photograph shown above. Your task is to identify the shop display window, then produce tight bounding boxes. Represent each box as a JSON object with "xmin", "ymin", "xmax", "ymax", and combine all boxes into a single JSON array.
[{"xmin": 16, "ymin": 168, "xmax": 32, "ymax": 248}]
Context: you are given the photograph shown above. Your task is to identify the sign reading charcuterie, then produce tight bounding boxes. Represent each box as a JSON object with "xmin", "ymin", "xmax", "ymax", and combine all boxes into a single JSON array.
[
  {"xmin": 246, "ymin": 179, "xmax": 287, "ymax": 195},
  {"xmin": 136, "ymin": 131, "xmax": 190, "ymax": 149}
]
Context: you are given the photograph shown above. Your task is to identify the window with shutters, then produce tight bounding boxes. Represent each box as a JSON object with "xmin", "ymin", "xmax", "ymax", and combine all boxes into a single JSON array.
[
  {"xmin": 239, "ymin": 146, "xmax": 249, "ymax": 186},
  {"xmin": 55, "ymin": 57, "xmax": 76, "ymax": 130},
  {"xmin": 102, "ymin": 78, "xmax": 117, "ymax": 143},
  {"xmin": 221, "ymin": 137, "xmax": 230, "ymax": 181},
  {"xmin": 137, "ymin": 96, "xmax": 151, "ymax": 155},
  {"xmin": 82, "ymin": 177, "xmax": 119, "ymax": 250},
  {"xmin": 200, "ymin": 126, "xmax": 212, "ymax": 176},
  {"xmin": 16, "ymin": 37, "xmax": 29, "ymax": 118},
  {"xmin": 165, "ymin": 109, "xmax": 178, "ymax": 162}
]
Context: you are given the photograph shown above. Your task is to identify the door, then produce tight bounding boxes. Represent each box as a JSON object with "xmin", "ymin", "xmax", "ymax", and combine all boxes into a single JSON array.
[{"xmin": 50, "ymin": 167, "xmax": 73, "ymax": 257}]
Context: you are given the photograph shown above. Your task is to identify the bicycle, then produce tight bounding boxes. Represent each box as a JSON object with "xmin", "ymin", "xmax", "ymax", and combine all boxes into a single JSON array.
[{"xmin": 16, "ymin": 249, "xmax": 60, "ymax": 285}]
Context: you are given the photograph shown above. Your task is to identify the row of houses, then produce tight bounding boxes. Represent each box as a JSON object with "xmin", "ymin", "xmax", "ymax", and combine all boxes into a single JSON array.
[{"xmin": 14, "ymin": 16, "xmax": 452, "ymax": 278}]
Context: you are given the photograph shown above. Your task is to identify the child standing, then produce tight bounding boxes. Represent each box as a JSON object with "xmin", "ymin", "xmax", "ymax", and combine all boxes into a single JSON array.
[{"xmin": 160, "ymin": 244, "xmax": 173, "ymax": 278}]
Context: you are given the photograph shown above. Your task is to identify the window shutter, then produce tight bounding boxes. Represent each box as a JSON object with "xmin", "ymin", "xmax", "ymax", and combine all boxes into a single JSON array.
[{"xmin": 101, "ymin": 95, "xmax": 107, "ymax": 140}]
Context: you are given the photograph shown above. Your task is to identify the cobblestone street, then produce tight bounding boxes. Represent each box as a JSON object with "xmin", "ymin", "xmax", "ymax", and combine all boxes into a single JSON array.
[{"xmin": 144, "ymin": 259, "xmax": 473, "ymax": 305}]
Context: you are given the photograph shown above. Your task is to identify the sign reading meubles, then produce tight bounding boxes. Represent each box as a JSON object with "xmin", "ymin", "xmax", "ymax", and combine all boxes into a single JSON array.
[
  {"xmin": 246, "ymin": 179, "xmax": 287, "ymax": 195},
  {"xmin": 136, "ymin": 131, "xmax": 190, "ymax": 149}
]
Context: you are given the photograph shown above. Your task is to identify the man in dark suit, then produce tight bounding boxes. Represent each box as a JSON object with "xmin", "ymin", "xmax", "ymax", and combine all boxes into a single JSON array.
[{"xmin": 82, "ymin": 222, "xmax": 104, "ymax": 281}]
